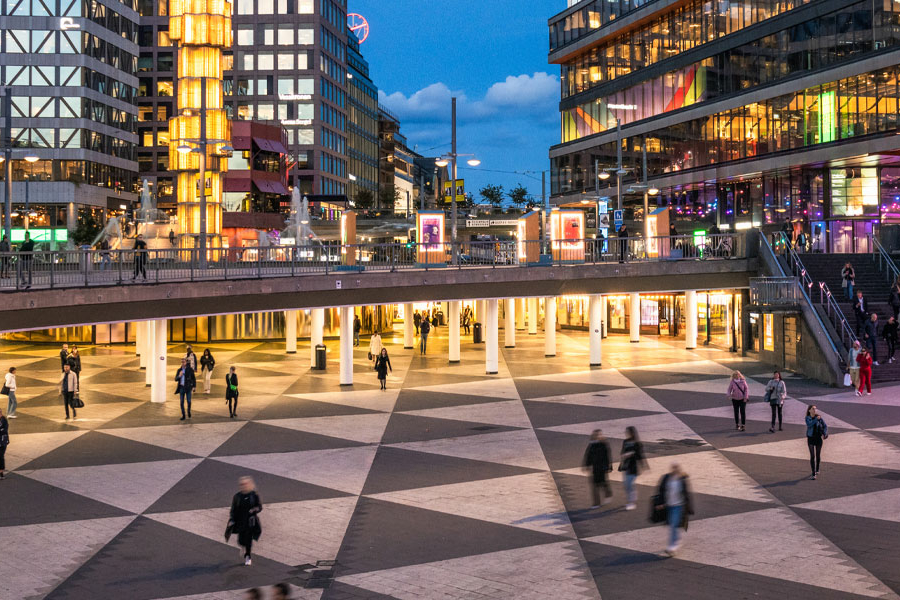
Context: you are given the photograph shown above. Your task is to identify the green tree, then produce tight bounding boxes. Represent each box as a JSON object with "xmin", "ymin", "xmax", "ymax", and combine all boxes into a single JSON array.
[
  {"xmin": 479, "ymin": 184, "xmax": 504, "ymax": 211},
  {"xmin": 355, "ymin": 189, "xmax": 375, "ymax": 211},
  {"xmin": 508, "ymin": 184, "xmax": 530, "ymax": 211},
  {"xmin": 72, "ymin": 212, "xmax": 103, "ymax": 246},
  {"xmin": 377, "ymin": 184, "xmax": 401, "ymax": 210}
]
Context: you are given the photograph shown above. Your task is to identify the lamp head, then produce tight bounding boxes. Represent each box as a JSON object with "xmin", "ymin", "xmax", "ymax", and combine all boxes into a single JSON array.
[
  {"xmin": 176, "ymin": 144, "xmax": 192, "ymax": 154},
  {"xmin": 598, "ymin": 171, "xmax": 610, "ymax": 180},
  {"xmin": 24, "ymin": 154, "xmax": 39, "ymax": 163},
  {"xmin": 435, "ymin": 159, "xmax": 449, "ymax": 167},
  {"xmin": 649, "ymin": 187, "xmax": 660, "ymax": 196},
  {"xmin": 466, "ymin": 158, "xmax": 481, "ymax": 167}
]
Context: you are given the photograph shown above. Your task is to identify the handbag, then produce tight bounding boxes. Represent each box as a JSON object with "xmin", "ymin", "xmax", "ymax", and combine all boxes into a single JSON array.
[
  {"xmin": 0, "ymin": 385, "xmax": 8, "ymax": 396},
  {"xmin": 843, "ymin": 372, "xmax": 852, "ymax": 387},
  {"xmin": 71, "ymin": 395, "xmax": 85, "ymax": 409},
  {"xmin": 649, "ymin": 494, "xmax": 665, "ymax": 523},
  {"xmin": 367, "ymin": 352, "xmax": 372, "ymax": 360}
]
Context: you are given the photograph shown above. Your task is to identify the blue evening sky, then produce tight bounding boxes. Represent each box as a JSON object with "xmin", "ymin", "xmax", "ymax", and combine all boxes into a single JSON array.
[{"xmin": 349, "ymin": 0, "xmax": 562, "ymax": 202}]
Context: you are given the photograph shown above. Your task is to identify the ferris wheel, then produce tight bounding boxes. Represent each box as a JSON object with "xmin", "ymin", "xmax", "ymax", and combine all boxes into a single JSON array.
[{"xmin": 347, "ymin": 13, "xmax": 369, "ymax": 43}]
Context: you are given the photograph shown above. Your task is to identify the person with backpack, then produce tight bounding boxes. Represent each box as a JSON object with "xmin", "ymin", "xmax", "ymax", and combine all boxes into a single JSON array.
[
  {"xmin": 3, "ymin": 367, "xmax": 17, "ymax": 419},
  {"xmin": 583, "ymin": 429, "xmax": 612, "ymax": 508},
  {"xmin": 806, "ymin": 405, "xmax": 828, "ymax": 480},
  {"xmin": 419, "ymin": 316, "xmax": 431, "ymax": 355},
  {"xmin": 727, "ymin": 371, "xmax": 750, "ymax": 431},
  {"xmin": 655, "ymin": 463, "xmax": 694, "ymax": 556},
  {"xmin": 765, "ymin": 371, "xmax": 787, "ymax": 433}
]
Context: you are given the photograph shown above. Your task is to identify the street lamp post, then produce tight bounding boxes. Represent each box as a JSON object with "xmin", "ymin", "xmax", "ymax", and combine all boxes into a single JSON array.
[{"xmin": 2, "ymin": 86, "xmax": 12, "ymax": 243}]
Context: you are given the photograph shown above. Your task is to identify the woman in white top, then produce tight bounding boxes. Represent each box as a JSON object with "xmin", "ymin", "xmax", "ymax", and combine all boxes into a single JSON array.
[
  {"xmin": 368, "ymin": 331, "xmax": 383, "ymax": 364},
  {"xmin": 3, "ymin": 367, "xmax": 16, "ymax": 419}
]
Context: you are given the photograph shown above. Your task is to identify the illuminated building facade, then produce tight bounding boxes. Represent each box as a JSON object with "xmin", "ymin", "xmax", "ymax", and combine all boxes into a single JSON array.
[
  {"xmin": 346, "ymin": 26, "xmax": 378, "ymax": 204},
  {"xmin": 167, "ymin": 0, "xmax": 232, "ymax": 247},
  {"xmin": 0, "ymin": 0, "xmax": 140, "ymax": 243},
  {"xmin": 550, "ymin": 0, "xmax": 900, "ymax": 251}
]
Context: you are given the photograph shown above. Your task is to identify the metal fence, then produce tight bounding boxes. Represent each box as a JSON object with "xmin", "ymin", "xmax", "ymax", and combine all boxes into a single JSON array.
[
  {"xmin": 0, "ymin": 233, "xmax": 744, "ymax": 292},
  {"xmin": 749, "ymin": 277, "xmax": 800, "ymax": 306}
]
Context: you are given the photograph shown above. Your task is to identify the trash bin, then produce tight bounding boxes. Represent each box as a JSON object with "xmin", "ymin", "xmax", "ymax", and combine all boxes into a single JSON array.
[
  {"xmin": 80, "ymin": 244, "xmax": 93, "ymax": 273},
  {"xmin": 315, "ymin": 344, "xmax": 327, "ymax": 370},
  {"xmin": 436, "ymin": 310, "xmax": 445, "ymax": 326},
  {"xmin": 473, "ymin": 322, "xmax": 483, "ymax": 344}
]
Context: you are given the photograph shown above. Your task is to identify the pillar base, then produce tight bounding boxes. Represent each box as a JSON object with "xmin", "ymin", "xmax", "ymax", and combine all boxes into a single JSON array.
[
  {"xmin": 590, "ymin": 362, "xmax": 602, "ymax": 367},
  {"xmin": 505, "ymin": 345, "xmax": 515, "ymax": 348},
  {"xmin": 545, "ymin": 354, "xmax": 556, "ymax": 357},
  {"xmin": 486, "ymin": 371, "xmax": 498, "ymax": 374},
  {"xmin": 529, "ymin": 333, "xmax": 537, "ymax": 335},
  {"xmin": 339, "ymin": 383, "xmax": 354, "ymax": 387},
  {"xmin": 630, "ymin": 340, "xmax": 640, "ymax": 343},
  {"xmin": 404, "ymin": 345, "xmax": 413, "ymax": 349},
  {"xmin": 449, "ymin": 359, "xmax": 460, "ymax": 364},
  {"xmin": 286, "ymin": 351, "xmax": 296, "ymax": 354},
  {"xmin": 686, "ymin": 346, "xmax": 697, "ymax": 350}
]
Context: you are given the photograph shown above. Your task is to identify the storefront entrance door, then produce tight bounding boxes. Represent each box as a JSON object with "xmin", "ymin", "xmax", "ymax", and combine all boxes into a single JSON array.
[{"xmin": 829, "ymin": 220, "xmax": 874, "ymax": 253}]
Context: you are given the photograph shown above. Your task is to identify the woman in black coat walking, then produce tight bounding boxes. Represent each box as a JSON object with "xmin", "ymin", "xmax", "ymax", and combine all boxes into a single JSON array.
[
  {"xmin": 0, "ymin": 406, "xmax": 9, "ymax": 480},
  {"xmin": 583, "ymin": 429, "xmax": 612, "ymax": 508},
  {"xmin": 228, "ymin": 476, "xmax": 262, "ymax": 565},
  {"xmin": 225, "ymin": 366, "xmax": 239, "ymax": 418},
  {"xmin": 374, "ymin": 348, "xmax": 391, "ymax": 390}
]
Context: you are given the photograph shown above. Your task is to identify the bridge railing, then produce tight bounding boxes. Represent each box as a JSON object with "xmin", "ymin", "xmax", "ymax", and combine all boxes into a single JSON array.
[{"xmin": 0, "ymin": 233, "xmax": 744, "ymax": 291}]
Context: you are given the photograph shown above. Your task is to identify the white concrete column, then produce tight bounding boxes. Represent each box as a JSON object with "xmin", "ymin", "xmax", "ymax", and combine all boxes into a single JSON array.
[
  {"xmin": 476, "ymin": 300, "xmax": 486, "ymax": 325},
  {"xmin": 339, "ymin": 306, "xmax": 353, "ymax": 386},
  {"xmin": 544, "ymin": 296, "xmax": 557, "ymax": 356},
  {"xmin": 285, "ymin": 310, "xmax": 297, "ymax": 354},
  {"xmin": 602, "ymin": 296, "xmax": 609, "ymax": 337},
  {"xmin": 137, "ymin": 321, "xmax": 149, "ymax": 371},
  {"xmin": 404, "ymin": 302, "xmax": 414, "ymax": 349},
  {"xmin": 589, "ymin": 294, "xmax": 603, "ymax": 366},
  {"xmin": 150, "ymin": 319, "xmax": 167, "ymax": 403},
  {"xmin": 685, "ymin": 290, "xmax": 698, "ymax": 349},
  {"xmin": 485, "ymin": 299, "xmax": 499, "ymax": 374},
  {"xmin": 504, "ymin": 298, "xmax": 516, "ymax": 348},
  {"xmin": 449, "ymin": 300, "xmax": 461, "ymax": 363},
  {"xmin": 310, "ymin": 308, "xmax": 324, "ymax": 367},
  {"xmin": 629, "ymin": 292, "xmax": 641, "ymax": 343},
  {"xmin": 135, "ymin": 321, "xmax": 142, "ymax": 357},
  {"xmin": 515, "ymin": 298, "xmax": 526, "ymax": 330},
  {"xmin": 527, "ymin": 297, "xmax": 538, "ymax": 335},
  {"xmin": 144, "ymin": 320, "xmax": 154, "ymax": 386}
]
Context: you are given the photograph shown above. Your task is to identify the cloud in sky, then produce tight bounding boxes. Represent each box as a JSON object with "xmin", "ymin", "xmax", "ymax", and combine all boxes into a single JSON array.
[{"xmin": 378, "ymin": 73, "xmax": 559, "ymax": 197}]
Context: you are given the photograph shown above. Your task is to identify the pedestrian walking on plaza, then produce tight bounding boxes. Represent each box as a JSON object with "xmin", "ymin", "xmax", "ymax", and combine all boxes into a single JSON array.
[
  {"xmin": 3, "ymin": 367, "xmax": 18, "ymax": 419},
  {"xmin": 853, "ymin": 290, "xmax": 868, "ymax": 337},
  {"xmin": 883, "ymin": 316, "xmax": 898, "ymax": 363},
  {"xmin": 225, "ymin": 366, "xmax": 239, "ymax": 418},
  {"xmin": 727, "ymin": 370, "xmax": 750, "ymax": 431},
  {"xmin": 848, "ymin": 341, "xmax": 861, "ymax": 389},
  {"xmin": 413, "ymin": 310, "xmax": 422, "ymax": 335},
  {"xmin": 18, "ymin": 231, "xmax": 34, "ymax": 288},
  {"xmin": 806, "ymin": 405, "xmax": 828, "ymax": 480},
  {"xmin": 133, "ymin": 234, "xmax": 148, "ymax": 281},
  {"xmin": 856, "ymin": 347, "xmax": 873, "ymax": 396},
  {"xmin": 462, "ymin": 311, "xmax": 471, "ymax": 335},
  {"xmin": 353, "ymin": 315, "xmax": 361, "ymax": 347},
  {"xmin": 175, "ymin": 358, "xmax": 196, "ymax": 420},
  {"xmin": 419, "ymin": 317, "xmax": 431, "ymax": 355},
  {"xmin": 200, "ymin": 349, "xmax": 215, "ymax": 394},
  {"xmin": 59, "ymin": 364, "xmax": 78, "ymax": 420},
  {"xmin": 0, "ymin": 234, "xmax": 11, "ymax": 279},
  {"xmin": 59, "ymin": 343, "xmax": 69, "ymax": 372},
  {"xmin": 765, "ymin": 371, "xmax": 787, "ymax": 433},
  {"xmin": 374, "ymin": 348, "xmax": 392, "ymax": 390},
  {"xmin": 185, "ymin": 345, "xmax": 198, "ymax": 372},
  {"xmin": 227, "ymin": 476, "xmax": 262, "ymax": 566},
  {"xmin": 889, "ymin": 280, "xmax": 900, "ymax": 321},
  {"xmin": 619, "ymin": 426, "xmax": 647, "ymax": 511},
  {"xmin": 368, "ymin": 330, "xmax": 383, "ymax": 363},
  {"xmin": 841, "ymin": 262, "xmax": 856, "ymax": 300},
  {"xmin": 583, "ymin": 429, "xmax": 612, "ymax": 508},
  {"xmin": 655, "ymin": 463, "xmax": 694, "ymax": 556},
  {"xmin": 864, "ymin": 313, "xmax": 880, "ymax": 365},
  {"xmin": 0, "ymin": 407, "xmax": 8, "ymax": 480},
  {"xmin": 67, "ymin": 346, "xmax": 82, "ymax": 387}
]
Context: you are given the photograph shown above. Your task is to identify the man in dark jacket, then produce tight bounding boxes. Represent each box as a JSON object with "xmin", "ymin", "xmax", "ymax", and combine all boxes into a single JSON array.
[
  {"xmin": 175, "ymin": 358, "xmax": 196, "ymax": 420},
  {"xmin": 18, "ymin": 232, "xmax": 34, "ymax": 288},
  {"xmin": 419, "ymin": 317, "xmax": 431, "ymax": 355},
  {"xmin": 413, "ymin": 310, "xmax": 422, "ymax": 335},
  {"xmin": 353, "ymin": 315, "xmax": 361, "ymax": 346},
  {"xmin": 617, "ymin": 224, "xmax": 628, "ymax": 263},
  {"xmin": 853, "ymin": 290, "xmax": 868, "ymax": 336},
  {"xmin": 583, "ymin": 429, "xmax": 612, "ymax": 508},
  {"xmin": 890, "ymin": 282, "xmax": 900, "ymax": 321},
  {"xmin": 59, "ymin": 343, "xmax": 69, "ymax": 372},
  {"xmin": 656, "ymin": 463, "xmax": 694, "ymax": 556},
  {"xmin": 864, "ymin": 313, "xmax": 879, "ymax": 365},
  {"xmin": 883, "ymin": 316, "xmax": 898, "ymax": 363}
]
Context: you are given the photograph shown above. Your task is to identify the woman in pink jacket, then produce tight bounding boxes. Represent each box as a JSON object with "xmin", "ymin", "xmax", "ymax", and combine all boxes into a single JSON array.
[{"xmin": 727, "ymin": 371, "xmax": 750, "ymax": 431}]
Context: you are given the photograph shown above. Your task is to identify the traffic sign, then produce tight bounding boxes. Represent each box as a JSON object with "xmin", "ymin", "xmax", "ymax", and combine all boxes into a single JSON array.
[{"xmin": 613, "ymin": 210, "xmax": 623, "ymax": 230}]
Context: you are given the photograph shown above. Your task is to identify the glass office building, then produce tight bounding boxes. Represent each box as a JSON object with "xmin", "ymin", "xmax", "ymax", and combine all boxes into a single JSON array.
[
  {"xmin": 549, "ymin": 0, "xmax": 900, "ymax": 251},
  {"xmin": 0, "ymin": 0, "xmax": 140, "ymax": 237}
]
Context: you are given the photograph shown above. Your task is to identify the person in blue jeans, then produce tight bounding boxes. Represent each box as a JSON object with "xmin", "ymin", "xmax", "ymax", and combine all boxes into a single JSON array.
[
  {"xmin": 656, "ymin": 463, "xmax": 694, "ymax": 556},
  {"xmin": 841, "ymin": 263, "xmax": 855, "ymax": 300},
  {"xmin": 806, "ymin": 405, "xmax": 828, "ymax": 480},
  {"xmin": 618, "ymin": 426, "xmax": 647, "ymax": 510},
  {"xmin": 419, "ymin": 317, "xmax": 431, "ymax": 355},
  {"xmin": 175, "ymin": 358, "xmax": 196, "ymax": 421}
]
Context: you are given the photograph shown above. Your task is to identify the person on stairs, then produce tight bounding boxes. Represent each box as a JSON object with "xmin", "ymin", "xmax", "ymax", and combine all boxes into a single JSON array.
[
  {"xmin": 853, "ymin": 290, "xmax": 868, "ymax": 337},
  {"xmin": 864, "ymin": 313, "xmax": 880, "ymax": 366},
  {"xmin": 883, "ymin": 316, "xmax": 898, "ymax": 364}
]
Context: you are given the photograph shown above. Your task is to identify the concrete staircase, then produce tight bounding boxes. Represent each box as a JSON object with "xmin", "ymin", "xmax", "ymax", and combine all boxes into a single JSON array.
[{"xmin": 799, "ymin": 252, "xmax": 899, "ymax": 384}]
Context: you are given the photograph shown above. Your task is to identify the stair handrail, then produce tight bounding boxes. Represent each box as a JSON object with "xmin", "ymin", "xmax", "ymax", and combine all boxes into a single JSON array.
[
  {"xmin": 817, "ymin": 281, "xmax": 859, "ymax": 350},
  {"xmin": 871, "ymin": 234, "xmax": 900, "ymax": 285},
  {"xmin": 776, "ymin": 232, "xmax": 816, "ymax": 296},
  {"xmin": 762, "ymin": 233, "xmax": 845, "ymax": 371}
]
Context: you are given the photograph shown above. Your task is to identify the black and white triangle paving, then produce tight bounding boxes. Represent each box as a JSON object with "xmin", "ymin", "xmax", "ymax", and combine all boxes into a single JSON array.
[{"xmin": 3, "ymin": 334, "xmax": 900, "ymax": 599}]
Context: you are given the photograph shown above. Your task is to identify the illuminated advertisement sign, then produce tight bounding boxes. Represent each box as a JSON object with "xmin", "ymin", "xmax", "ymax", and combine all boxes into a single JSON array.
[{"xmin": 818, "ymin": 91, "xmax": 836, "ymax": 143}]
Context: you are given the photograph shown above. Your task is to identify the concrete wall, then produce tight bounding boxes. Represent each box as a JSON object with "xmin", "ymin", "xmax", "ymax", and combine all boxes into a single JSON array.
[{"xmin": 757, "ymin": 311, "xmax": 840, "ymax": 386}]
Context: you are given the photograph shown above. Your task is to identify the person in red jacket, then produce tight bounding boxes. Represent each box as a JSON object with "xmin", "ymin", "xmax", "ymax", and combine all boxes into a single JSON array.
[{"xmin": 857, "ymin": 347, "xmax": 873, "ymax": 396}]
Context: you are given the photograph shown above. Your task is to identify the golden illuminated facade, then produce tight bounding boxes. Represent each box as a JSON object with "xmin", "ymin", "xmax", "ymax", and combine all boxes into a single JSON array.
[{"xmin": 168, "ymin": 0, "xmax": 233, "ymax": 248}]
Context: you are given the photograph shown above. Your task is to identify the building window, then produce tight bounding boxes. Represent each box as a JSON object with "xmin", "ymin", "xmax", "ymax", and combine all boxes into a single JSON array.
[
  {"xmin": 158, "ymin": 30, "xmax": 172, "ymax": 46},
  {"xmin": 297, "ymin": 78, "xmax": 314, "ymax": 94},
  {"xmin": 278, "ymin": 25, "xmax": 294, "ymax": 45},
  {"xmin": 238, "ymin": 104, "xmax": 253, "ymax": 119},
  {"xmin": 257, "ymin": 103, "xmax": 274, "ymax": 120},
  {"xmin": 298, "ymin": 27, "xmax": 314, "ymax": 45},
  {"xmin": 237, "ymin": 26, "xmax": 253, "ymax": 45},
  {"xmin": 157, "ymin": 80, "xmax": 173, "ymax": 96},
  {"xmin": 277, "ymin": 78, "xmax": 294, "ymax": 95},
  {"xmin": 277, "ymin": 53, "xmax": 294, "ymax": 70},
  {"xmin": 237, "ymin": 0, "xmax": 254, "ymax": 14},
  {"xmin": 297, "ymin": 103, "xmax": 314, "ymax": 119},
  {"xmin": 297, "ymin": 128, "xmax": 314, "ymax": 144},
  {"xmin": 258, "ymin": 0, "xmax": 274, "ymax": 13},
  {"xmin": 242, "ymin": 54, "xmax": 254, "ymax": 70},
  {"xmin": 297, "ymin": 0, "xmax": 313, "ymax": 13},
  {"xmin": 258, "ymin": 53, "xmax": 274, "ymax": 70}
]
